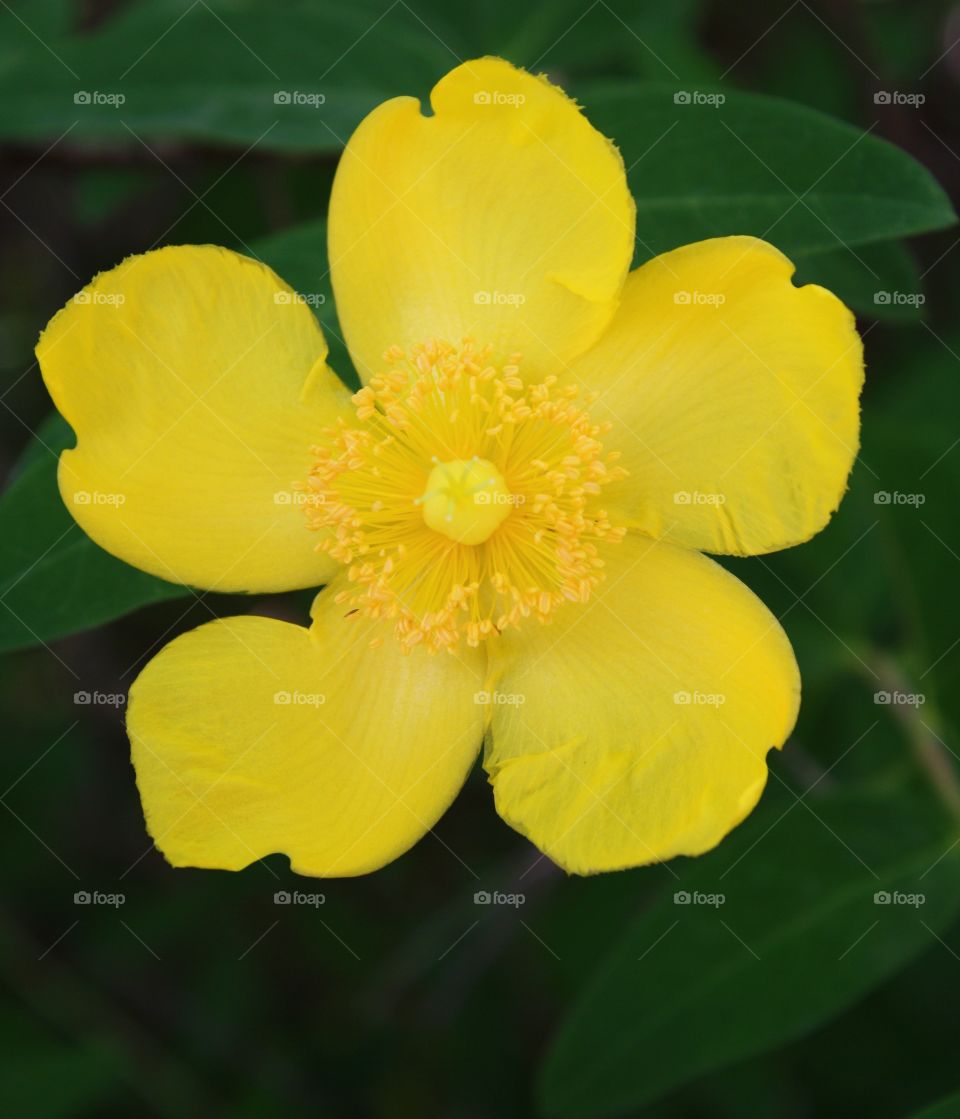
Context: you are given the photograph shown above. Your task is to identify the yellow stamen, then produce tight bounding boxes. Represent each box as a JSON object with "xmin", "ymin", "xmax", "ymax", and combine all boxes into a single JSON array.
[{"xmin": 300, "ymin": 339, "xmax": 627, "ymax": 654}]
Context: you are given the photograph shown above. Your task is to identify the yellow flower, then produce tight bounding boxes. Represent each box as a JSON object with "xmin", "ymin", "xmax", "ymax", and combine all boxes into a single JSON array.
[{"xmin": 36, "ymin": 58, "xmax": 863, "ymax": 877}]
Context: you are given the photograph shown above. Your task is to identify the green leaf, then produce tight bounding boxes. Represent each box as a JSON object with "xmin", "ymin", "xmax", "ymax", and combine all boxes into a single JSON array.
[
  {"xmin": 911, "ymin": 1089, "xmax": 960, "ymax": 1119},
  {"xmin": 0, "ymin": 424, "xmax": 188, "ymax": 655},
  {"xmin": 423, "ymin": 0, "xmax": 716, "ymax": 83},
  {"xmin": 857, "ymin": 329, "xmax": 960, "ymax": 726},
  {"xmin": 252, "ymin": 218, "xmax": 357, "ymax": 387},
  {"xmin": 0, "ymin": 1038, "xmax": 126, "ymax": 1118},
  {"xmin": 538, "ymin": 778, "xmax": 960, "ymax": 1117},
  {"xmin": 0, "ymin": 0, "xmax": 717, "ymax": 154},
  {"xmin": 0, "ymin": 0, "xmax": 444, "ymax": 153},
  {"xmin": 793, "ymin": 241, "xmax": 926, "ymax": 322},
  {"xmin": 580, "ymin": 83, "xmax": 956, "ymax": 260}
]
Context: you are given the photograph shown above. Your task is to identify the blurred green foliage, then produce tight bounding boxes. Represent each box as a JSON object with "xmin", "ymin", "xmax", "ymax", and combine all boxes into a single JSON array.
[{"xmin": 2, "ymin": 1, "xmax": 960, "ymax": 1117}]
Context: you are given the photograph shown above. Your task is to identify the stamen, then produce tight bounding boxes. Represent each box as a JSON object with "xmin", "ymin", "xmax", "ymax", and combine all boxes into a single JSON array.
[{"xmin": 300, "ymin": 339, "xmax": 627, "ymax": 654}]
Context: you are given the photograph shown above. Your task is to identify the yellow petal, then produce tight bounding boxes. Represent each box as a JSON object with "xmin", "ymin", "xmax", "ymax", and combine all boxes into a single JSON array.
[
  {"xmin": 571, "ymin": 237, "xmax": 864, "ymax": 555},
  {"xmin": 37, "ymin": 244, "xmax": 353, "ymax": 592},
  {"xmin": 128, "ymin": 583, "xmax": 487, "ymax": 877},
  {"xmin": 484, "ymin": 534, "xmax": 799, "ymax": 874},
  {"xmin": 329, "ymin": 57, "xmax": 634, "ymax": 382}
]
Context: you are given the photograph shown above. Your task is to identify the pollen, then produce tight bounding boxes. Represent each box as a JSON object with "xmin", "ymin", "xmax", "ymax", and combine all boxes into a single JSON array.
[{"xmin": 300, "ymin": 338, "xmax": 627, "ymax": 654}]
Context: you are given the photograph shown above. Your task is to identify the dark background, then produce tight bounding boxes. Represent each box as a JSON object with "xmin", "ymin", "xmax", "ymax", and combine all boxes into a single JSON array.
[{"xmin": 2, "ymin": 1, "xmax": 960, "ymax": 1116}]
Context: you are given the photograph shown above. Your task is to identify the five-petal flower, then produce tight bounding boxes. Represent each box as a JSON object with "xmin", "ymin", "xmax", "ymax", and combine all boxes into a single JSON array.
[{"xmin": 36, "ymin": 58, "xmax": 863, "ymax": 876}]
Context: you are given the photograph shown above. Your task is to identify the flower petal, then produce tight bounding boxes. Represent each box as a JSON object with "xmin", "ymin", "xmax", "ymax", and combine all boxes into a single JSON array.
[
  {"xmin": 128, "ymin": 584, "xmax": 487, "ymax": 877},
  {"xmin": 484, "ymin": 534, "xmax": 799, "ymax": 874},
  {"xmin": 37, "ymin": 244, "xmax": 353, "ymax": 592},
  {"xmin": 571, "ymin": 237, "xmax": 864, "ymax": 555},
  {"xmin": 329, "ymin": 57, "xmax": 634, "ymax": 382}
]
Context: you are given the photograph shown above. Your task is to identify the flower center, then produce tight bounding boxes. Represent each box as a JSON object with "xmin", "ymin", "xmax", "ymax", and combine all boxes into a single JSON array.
[
  {"xmin": 418, "ymin": 457, "xmax": 513, "ymax": 544},
  {"xmin": 300, "ymin": 339, "xmax": 626, "ymax": 654}
]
